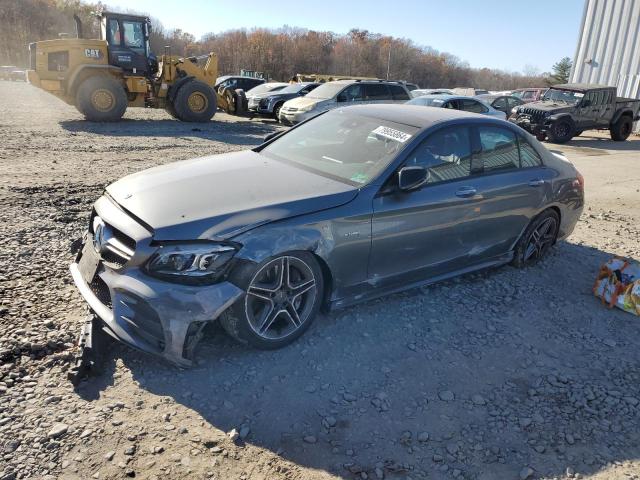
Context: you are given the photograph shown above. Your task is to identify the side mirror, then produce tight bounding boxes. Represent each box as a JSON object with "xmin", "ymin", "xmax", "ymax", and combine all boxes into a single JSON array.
[{"xmin": 398, "ymin": 166, "xmax": 427, "ymax": 191}]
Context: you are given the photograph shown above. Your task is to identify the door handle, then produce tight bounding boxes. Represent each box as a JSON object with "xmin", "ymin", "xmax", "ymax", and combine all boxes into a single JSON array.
[
  {"xmin": 455, "ymin": 186, "xmax": 477, "ymax": 197},
  {"xmin": 528, "ymin": 179, "xmax": 545, "ymax": 187}
]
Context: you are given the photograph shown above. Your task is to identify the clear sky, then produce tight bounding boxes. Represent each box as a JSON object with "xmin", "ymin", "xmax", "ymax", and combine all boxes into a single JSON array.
[{"xmin": 104, "ymin": 0, "xmax": 585, "ymax": 73}]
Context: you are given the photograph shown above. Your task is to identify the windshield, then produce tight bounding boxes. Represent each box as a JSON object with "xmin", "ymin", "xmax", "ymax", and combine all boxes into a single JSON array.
[
  {"xmin": 305, "ymin": 82, "xmax": 346, "ymax": 100},
  {"xmin": 407, "ymin": 97, "xmax": 446, "ymax": 107},
  {"xmin": 277, "ymin": 84, "xmax": 307, "ymax": 94},
  {"xmin": 542, "ymin": 88, "xmax": 584, "ymax": 105},
  {"xmin": 246, "ymin": 83, "xmax": 287, "ymax": 95},
  {"xmin": 261, "ymin": 110, "xmax": 418, "ymax": 185}
]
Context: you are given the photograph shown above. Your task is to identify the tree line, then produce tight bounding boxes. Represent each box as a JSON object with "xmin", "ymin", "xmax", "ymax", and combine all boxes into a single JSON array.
[{"xmin": 0, "ymin": 0, "xmax": 557, "ymax": 90}]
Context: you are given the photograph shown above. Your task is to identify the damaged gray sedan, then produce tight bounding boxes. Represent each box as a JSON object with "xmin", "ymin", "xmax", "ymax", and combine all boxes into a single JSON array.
[{"xmin": 71, "ymin": 104, "xmax": 584, "ymax": 366}]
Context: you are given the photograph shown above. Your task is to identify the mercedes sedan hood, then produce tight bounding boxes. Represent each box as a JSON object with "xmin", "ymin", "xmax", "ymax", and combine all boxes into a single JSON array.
[{"xmin": 106, "ymin": 150, "xmax": 358, "ymax": 241}]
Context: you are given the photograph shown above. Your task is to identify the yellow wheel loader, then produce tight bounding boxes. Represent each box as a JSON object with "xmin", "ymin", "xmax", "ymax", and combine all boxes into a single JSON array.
[{"xmin": 27, "ymin": 12, "xmax": 219, "ymax": 122}]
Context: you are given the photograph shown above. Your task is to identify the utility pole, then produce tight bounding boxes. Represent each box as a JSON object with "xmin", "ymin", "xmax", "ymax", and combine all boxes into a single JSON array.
[{"xmin": 386, "ymin": 46, "xmax": 391, "ymax": 80}]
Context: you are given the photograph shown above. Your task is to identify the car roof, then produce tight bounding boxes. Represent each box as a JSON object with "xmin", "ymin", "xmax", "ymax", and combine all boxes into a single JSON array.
[
  {"xmin": 336, "ymin": 103, "xmax": 496, "ymax": 129},
  {"xmin": 553, "ymin": 83, "xmax": 612, "ymax": 91}
]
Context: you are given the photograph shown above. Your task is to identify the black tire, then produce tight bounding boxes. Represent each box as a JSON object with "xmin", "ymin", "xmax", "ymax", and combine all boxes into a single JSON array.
[
  {"xmin": 547, "ymin": 119, "xmax": 574, "ymax": 143},
  {"xmin": 220, "ymin": 251, "xmax": 324, "ymax": 350},
  {"xmin": 610, "ymin": 115, "xmax": 632, "ymax": 141},
  {"xmin": 511, "ymin": 209, "xmax": 560, "ymax": 268},
  {"xmin": 220, "ymin": 87, "xmax": 235, "ymax": 114},
  {"xmin": 164, "ymin": 101, "xmax": 179, "ymax": 119},
  {"xmin": 234, "ymin": 89, "xmax": 247, "ymax": 116},
  {"xmin": 173, "ymin": 80, "xmax": 217, "ymax": 122},
  {"xmin": 574, "ymin": 130, "xmax": 584, "ymax": 137},
  {"xmin": 273, "ymin": 102, "xmax": 284, "ymax": 121},
  {"xmin": 75, "ymin": 75, "xmax": 128, "ymax": 122}
]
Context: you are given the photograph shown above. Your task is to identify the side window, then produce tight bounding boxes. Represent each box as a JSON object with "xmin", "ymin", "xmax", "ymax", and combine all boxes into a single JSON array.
[
  {"xmin": 522, "ymin": 90, "xmax": 534, "ymax": 100},
  {"xmin": 443, "ymin": 100, "xmax": 456, "ymax": 109},
  {"xmin": 507, "ymin": 97, "xmax": 521, "ymax": 109},
  {"xmin": 405, "ymin": 126, "xmax": 473, "ymax": 184},
  {"xmin": 584, "ymin": 91, "xmax": 598, "ymax": 107},
  {"xmin": 461, "ymin": 99, "xmax": 488, "ymax": 114},
  {"xmin": 364, "ymin": 84, "xmax": 391, "ymax": 100},
  {"xmin": 337, "ymin": 84, "xmax": 363, "ymax": 102},
  {"xmin": 108, "ymin": 19, "xmax": 121, "ymax": 46},
  {"xmin": 478, "ymin": 126, "xmax": 519, "ymax": 172},
  {"xmin": 122, "ymin": 21, "xmax": 145, "ymax": 55},
  {"xmin": 492, "ymin": 97, "xmax": 507, "ymax": 110},
  {"xmin": 389, "ymin": 84, "xmax": 410, "ymax": 100},
  {"xmin": 519, "ymin": 136, "xmax": 542, "ymax": 167}
]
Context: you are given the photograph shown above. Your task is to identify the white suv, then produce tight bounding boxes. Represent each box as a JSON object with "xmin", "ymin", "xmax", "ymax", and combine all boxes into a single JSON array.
[{"xmin": 279, "ymin": 80, "xmax": 411, "ymax": 125}]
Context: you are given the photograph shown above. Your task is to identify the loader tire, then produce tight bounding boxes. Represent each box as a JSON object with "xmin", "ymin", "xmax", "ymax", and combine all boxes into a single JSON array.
[
  {"xmin": 164, "ymin": 101, "xmax": 179, "ymax": 119},
  {"xmin": 174, "ymin": 80, "xmax": 217, "ymax": 122},
  {"xmin": 75, "ymin": 76, "xmax": 127, "ymax": 122}
]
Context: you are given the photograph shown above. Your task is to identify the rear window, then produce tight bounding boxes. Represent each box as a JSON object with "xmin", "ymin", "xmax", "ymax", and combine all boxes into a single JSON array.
[
  {"xmin": 364, "ymin": 83, "xmax": 391, "ymax": 100},
  {"xmin": 389, "ymin": 84, "xmax": 410, "ymax": 100}
]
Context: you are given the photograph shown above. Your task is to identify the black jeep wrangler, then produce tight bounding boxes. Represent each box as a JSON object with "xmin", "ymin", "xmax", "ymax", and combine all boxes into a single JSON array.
[{"xmin": 510, "ymin": 83, "xmax": 640, "ymax": 143}]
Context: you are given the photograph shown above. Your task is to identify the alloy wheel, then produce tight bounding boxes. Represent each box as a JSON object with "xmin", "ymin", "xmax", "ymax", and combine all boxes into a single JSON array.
[
  {"xmin": 245, "ymin": 256, "xmax": 317, "ymax": 340},
  {"xmin": 523, "ymin": 217, "xmax": 557, "ymax": 264}
]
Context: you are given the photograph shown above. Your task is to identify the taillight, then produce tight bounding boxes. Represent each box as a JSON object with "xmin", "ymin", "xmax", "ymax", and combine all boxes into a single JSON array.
[{"xmin": 573, "ymin": 172, "xmax": 584, "ymax": 190}]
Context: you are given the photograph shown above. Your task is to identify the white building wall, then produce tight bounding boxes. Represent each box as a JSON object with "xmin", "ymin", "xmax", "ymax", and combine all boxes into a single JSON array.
[{"xmin": 571, "ymin": 0, "xmax": 640, "ymax": 116}]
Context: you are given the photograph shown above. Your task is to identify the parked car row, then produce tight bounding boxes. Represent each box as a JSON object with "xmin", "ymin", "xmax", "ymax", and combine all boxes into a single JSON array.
[{"xmin": 0, "ymin": 66, "xmax": 25, "ymax": 81}]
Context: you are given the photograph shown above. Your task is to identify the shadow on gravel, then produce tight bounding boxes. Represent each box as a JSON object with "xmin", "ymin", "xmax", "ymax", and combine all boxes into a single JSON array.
[
  {"xmin": 558, "ymin": 135, "xmax": 640, "ymax": 152},
  {"xmin": 79, "ymin": 240, "xmax": 640, "ymax": 480},
  {"xmin": 59, "ymin": 118, "xmax": 282, "ymax": 146}
]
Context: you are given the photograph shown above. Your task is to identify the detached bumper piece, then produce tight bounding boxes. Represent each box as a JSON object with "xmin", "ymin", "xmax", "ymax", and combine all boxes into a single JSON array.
[{"xmin": 67, "ymin": 313, "xmax": 111, "ymax": 386}]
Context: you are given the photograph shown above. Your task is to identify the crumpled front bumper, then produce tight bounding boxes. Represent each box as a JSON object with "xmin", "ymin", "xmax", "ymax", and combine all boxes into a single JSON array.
[
  {"xmin": 70, "ymin": 260, "xmax": 243, "ymax": 367},
  {"xmin": 69, "ymin": 195, "xmax": 244, "ymax": 367}
]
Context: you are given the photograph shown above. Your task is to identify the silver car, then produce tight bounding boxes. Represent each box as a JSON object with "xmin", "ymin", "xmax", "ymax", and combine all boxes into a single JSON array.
[
  {"xmin": 279, "ymin": 80, "xmax": 411, "ymax": 124},
  {"xmin": 71, "ymin": 105, "xmax": 583, "ymax": 366},
  {"xmin": 407, "ymin": 94, "xmax": 507, "ymax": 120},
  {"xmin": 245, "ymin": 82, "xmax": 289, "ymax": 112}
]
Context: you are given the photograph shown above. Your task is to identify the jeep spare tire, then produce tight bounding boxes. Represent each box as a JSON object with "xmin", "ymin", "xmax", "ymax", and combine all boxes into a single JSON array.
[
  {"xmin": 174, "ymin": 80, "xmax": 217, "ymax": 122},
  {"xmin": 547, "ymin": 119, "xmax": 574, "ymax": 144},
  {"xmin": 610, "ymin": 115, "xmax": 632, "ymax": 141},
  {"xmin": 76, "ymin": 76, "xmax": 128, "ymax": 122}
]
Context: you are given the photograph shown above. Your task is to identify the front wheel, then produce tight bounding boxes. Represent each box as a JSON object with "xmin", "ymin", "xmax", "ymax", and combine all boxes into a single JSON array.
[
  {"xmin": 547, "ymin": 119, "xmax": 574, "ymax": 143},
  {"xmin": 220, "ymin": 252, "xmax": 324, "ymax": 349},
  {"xmin": 610, "ymin": 115, "xmax": 632, "ymax": 141},
  {"xmin": 511, "ymin": 210, "xmax": 560, "ymax": 268},
  {"xmin": 273, "ymin": 102, "xmax": 284, "ymax": 120}
]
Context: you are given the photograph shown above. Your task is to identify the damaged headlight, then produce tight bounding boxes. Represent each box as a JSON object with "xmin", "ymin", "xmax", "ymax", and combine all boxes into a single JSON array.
[
  {"xmin": 300, "ymin": 103, "xmax": 317, "ymax": 112},
  {"xmin": 146, "ymin": 243, "xmax": 239, "ymax": 284}
]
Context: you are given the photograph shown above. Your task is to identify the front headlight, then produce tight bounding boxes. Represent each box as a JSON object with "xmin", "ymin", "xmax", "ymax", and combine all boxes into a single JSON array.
[
  {"xmin": 146, "ymin": 242, "xmax": 238, "ymax": 284},
  {"xmin": 300, "ymin": 103, "xmax": 317, "ymax": 112},
  {"xmin": 511, "ymin": 107, "xmax": 519, "ymax": 114}
]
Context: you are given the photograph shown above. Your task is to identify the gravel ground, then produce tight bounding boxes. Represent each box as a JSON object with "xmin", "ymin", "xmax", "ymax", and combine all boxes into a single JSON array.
[{"xmin": 1, "ymin": 81, "xmax": 640, "ymax": 480}]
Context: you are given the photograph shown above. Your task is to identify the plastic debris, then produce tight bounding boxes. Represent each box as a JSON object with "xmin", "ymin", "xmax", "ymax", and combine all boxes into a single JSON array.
[{"xmin": 593, "ymin": 257, "xmax": 640, "ymax": 316}]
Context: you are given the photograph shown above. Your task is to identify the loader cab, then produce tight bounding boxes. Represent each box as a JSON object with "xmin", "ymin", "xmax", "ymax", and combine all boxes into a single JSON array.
[{"xmin": 99, "ymin": 12, "xmax": 154, "ymax": 75}]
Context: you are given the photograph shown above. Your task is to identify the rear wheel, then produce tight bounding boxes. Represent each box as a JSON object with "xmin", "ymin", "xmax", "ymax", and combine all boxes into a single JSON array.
[
  {"xmin": 75, "ymin": 76, "xmax": 127, "ymax": 122},
  {"xmin": 610, "ymin": 115, "xmax": 632, "ymax": 141},
  {"xmin": 173, "ymin": 80, "xmax": 217, "ymax": 122},
  {"xmin": 220, "ymin": 252, "xmax": 324, "ymax": 349},
  {"xmin": 512, "ymin": 209, "xmax": 560, "ymax": 268},
  {"xmin": 547, "ymin": 119, "xmax": 574, "ymax": 143}
]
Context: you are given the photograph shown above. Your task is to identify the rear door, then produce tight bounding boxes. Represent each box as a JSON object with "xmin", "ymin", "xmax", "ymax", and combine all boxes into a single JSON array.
[{"xmin": 469, "ymin": 125, "xmax": 551, "ymax": 257}]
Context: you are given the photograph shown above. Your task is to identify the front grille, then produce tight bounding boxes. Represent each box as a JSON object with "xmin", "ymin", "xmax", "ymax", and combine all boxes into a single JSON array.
[
  {"xmin": 518, "ymin": 107, "xmax": 546, "ymax": 123},
  {"xmin": 89, "ymin": 212, "xmax": 136, "ymax": 268},
  {"xmin": 282, "ymin": 107, "xmax": 298, "ymax": 113}
]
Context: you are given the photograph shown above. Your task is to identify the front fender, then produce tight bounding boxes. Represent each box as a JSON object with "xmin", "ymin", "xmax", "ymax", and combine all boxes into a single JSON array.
[
  {"xmin": 546, "ymin": 113, "xmax": 575, "ymax": 125},
  {"xmin": 234, "ymin": 226, "xmax": 332, "ymax": 265}
]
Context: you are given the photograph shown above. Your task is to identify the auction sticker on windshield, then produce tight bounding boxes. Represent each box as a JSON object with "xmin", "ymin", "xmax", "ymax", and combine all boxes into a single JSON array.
[{"xmin": 372, "ymin": 126, "xmax": 412, "ymax": 143}]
